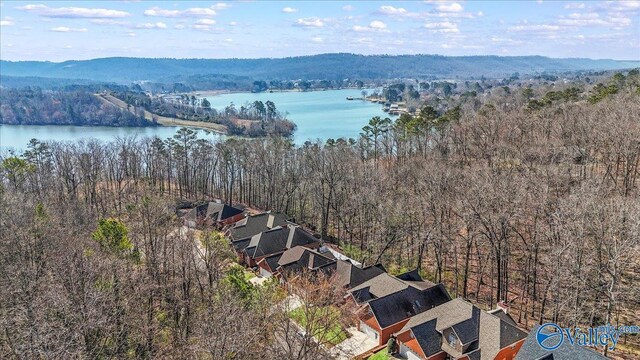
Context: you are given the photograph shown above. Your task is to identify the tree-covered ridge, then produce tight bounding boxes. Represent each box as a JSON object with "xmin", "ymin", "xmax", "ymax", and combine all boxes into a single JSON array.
[
  {"xmin": 2, "ymin": 54, "xmax": 638, "ymax": 84},
  {"xmin": 0, "ymin": 87, "xmax": 151, "ymax": 126}
]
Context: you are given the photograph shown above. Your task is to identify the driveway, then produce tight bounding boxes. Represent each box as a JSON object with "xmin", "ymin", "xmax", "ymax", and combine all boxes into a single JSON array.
[{"xmin": 330, "ymin": 327, "xmax": 378, "ymax": 359}]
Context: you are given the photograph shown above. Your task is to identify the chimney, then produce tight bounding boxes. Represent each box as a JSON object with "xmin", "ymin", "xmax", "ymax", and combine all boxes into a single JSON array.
[{"xmin": 497, "ymin": 301, "xmax": 509, "ymax": 314}]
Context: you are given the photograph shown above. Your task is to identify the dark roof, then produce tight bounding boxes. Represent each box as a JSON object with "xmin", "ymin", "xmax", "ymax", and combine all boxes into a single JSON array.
[
  {"xmin": 215, "ymin": 203, "xmax": 244, "ymax": 221},
  {"xmin": 244, "ymin": 227, "xmax": 318, "ymax": 260},
  {"xmin": 278, "ymin": 246, "xmax": 337, "ymax": 274},
  {"xmin": 395, "ymin": 269, "xmax": 437, "ymax": 290},
  {"xmin": 367, "ymin": 283, "xmax": 451, "ymax": 328},
  {"xmin": 411, "ymin": 319, "xmax": 442, "ymax": 357},
  {"xmin": 487, "ymin": 308, "xmax": 518, "ymax": 327},
  {"xmin": 396, "ymin": 269, "xmax": 423, "ymax": 282},
  {"xmin": 451, "ymin": 309, "xmax": 480, "ymax": 345},
  {"xmin": 186, "ymin": 202, "xmax": 243, "ymax": 222},
  {"xmin": 515, "ymin": 325, "xmax": 607, "ymax": 360},
  {"xmin": 232, "ymin": 237, "xmax": 251, "ymax": 252},
  {"xmin": 227, "ymin": 212, "xmax": 291, "ymax": 240},
  {"xmin": 262, "ymin": 253, "xmax": 283, "ymax": 272},
  {"xmin": 335, "ymin": 260, "xmax": 387, "ymax": 289}
]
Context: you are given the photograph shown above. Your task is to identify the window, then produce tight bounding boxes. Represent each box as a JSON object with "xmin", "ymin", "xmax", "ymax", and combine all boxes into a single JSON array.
[{"xmin": 448, "ymin": 332, "xmax": 457, "ymax": 347}]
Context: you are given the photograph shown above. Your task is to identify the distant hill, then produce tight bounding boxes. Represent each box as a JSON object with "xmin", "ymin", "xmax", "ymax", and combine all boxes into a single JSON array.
[{"xmin": 1, "ymin": 53, "xmax": 638, "ymax": 84}]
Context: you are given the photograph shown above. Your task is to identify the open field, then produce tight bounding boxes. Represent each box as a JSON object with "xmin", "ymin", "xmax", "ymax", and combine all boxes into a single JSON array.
[{"xmin": 96, "ymin": 93, "xmax": 227, "ymax": 134}]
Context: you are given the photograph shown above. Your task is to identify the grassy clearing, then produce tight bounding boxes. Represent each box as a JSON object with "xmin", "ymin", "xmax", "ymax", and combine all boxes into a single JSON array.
[
  {"xmin": 289, "ymin": 306, "xmax": 349, "ymax": 346},
  {"xmin": 368, "ymin": 350, "xmax": 390, "ymax": 360}
]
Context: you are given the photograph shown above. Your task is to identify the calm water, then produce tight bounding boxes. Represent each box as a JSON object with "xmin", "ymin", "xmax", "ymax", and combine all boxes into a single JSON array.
[{"xmin": 0, "ymin": 88, "xmax": 391, "ymax": 151}]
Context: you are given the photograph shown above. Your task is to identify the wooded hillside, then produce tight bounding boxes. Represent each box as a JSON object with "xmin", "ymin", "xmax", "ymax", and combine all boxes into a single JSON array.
[{"xmin": 1, "ymin": 72, "xmax": 639, "ymax": 358}]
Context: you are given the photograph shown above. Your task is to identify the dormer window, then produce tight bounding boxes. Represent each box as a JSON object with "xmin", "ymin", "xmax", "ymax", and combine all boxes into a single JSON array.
[{"xmin": 448, "ymin": 332, "xmax": 457, "ymax": 347}]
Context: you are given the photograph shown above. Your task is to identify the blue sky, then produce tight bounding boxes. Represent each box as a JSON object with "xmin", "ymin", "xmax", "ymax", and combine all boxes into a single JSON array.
[{"xmin": 0, "ymin": 1, "xmax": 638, "ymax": 61}]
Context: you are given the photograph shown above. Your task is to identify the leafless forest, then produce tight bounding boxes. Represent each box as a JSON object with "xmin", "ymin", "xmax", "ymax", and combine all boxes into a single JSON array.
[{"xmin": 1, "ymin": 73, "xmax": 639, "ymax": 358}]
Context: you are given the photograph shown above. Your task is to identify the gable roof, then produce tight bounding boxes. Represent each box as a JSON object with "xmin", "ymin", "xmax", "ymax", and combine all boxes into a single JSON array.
[
  {"xmin": 366, "ymin": 283, "xmax": 451, "ymax": 329},
  {"xmin": 277, "ymin": 246, "xmax": 338, "ymax": 276},
  {"xmin": 243, "ymin": 227, "xmax": 319, "ymax": 260},
  {"xmin": 335, "ymin": 260, "xmax": 386, "ymax": 289},
  {"xmin": 227, "ymin": 212, "xmax": 291, "ymax": 240},
  {"xmin": 258, "ymin": 252, "xmax": 283, "ymax": 273},
  {"xmin": 186, "ymin": 201, "xmax": 244, "ymax": 222},
  {"xmin": 396, "ymin": 269, "xmax": 437, "ymax": 290},
  {"xmin": 515, "ymin": 325, "xmax": 607, "ymax": 360},
  {"xmin": 399, "ymin": 298, "xmax": 528, "ymax": 360},
  {"xmin": 349, "ymin": 273, "xmax": 409, "ymax": 303}
]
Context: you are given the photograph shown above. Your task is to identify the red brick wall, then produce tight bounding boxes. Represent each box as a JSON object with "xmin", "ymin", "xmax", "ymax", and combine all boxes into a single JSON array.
[{"xmin": 379, "ymin": 319, "xmax": 410, "ymax": 346}]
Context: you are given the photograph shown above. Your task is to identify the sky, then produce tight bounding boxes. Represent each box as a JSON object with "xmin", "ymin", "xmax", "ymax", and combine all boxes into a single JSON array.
[{"xmin": 0, "ymin": 0, "xmax": 639, "ymax": 61}]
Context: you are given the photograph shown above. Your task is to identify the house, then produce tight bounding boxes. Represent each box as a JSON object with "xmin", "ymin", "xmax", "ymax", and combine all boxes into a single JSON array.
[
  {"xmin": 355, "ymin": 282, "xmax": 451, "ymax": 346},
  {"xmin": 394, "ymin": 298, "xmax": 528, "ymax": 360},
  {"xmin": 515, "ymin": 324, "xmax": 607, "ymax": 360},
  {"xmin": 225, "ymin": 211, "xmax": 292, "ymax": 240},
  {"xmin": 184, "ymin": 201, "xmax": 245, "ymax": 228},
  {"xmin": 232, "ymin": 226, "xmax": 319, "ymax": 267}
]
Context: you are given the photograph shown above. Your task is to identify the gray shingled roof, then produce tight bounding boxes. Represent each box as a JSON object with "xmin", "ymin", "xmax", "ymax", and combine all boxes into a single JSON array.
[
  {"xmin": 227, "ymin": 212, "xmax": 290, "ymax": 240},
  {"xmin": 335, "ymin": 260, "xmax": 386, "ymax": 289},
  {"xmin": 515, "ymin": 325, "xmax": 608, "ymax": 360},
  {"xmin": 349, "ymin": 273, "xmax": 409, "ymax": 302},
  {"xmin": 366, "ymin": 284, "xmax": 451, "ymax": 328},
  {"xmin": 244, "ymin": 227, "xmax": 319, "ymax": 260}
]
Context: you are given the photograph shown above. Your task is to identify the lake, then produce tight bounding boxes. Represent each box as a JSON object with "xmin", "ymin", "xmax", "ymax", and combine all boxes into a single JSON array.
[{"xmin": 0, "ymin": 88, "xmax": 392, "ymax": 151}]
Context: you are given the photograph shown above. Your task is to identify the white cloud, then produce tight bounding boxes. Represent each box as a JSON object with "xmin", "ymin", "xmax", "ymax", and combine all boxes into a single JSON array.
[
  {"xmin": 17, "ymin": 4, "xmax": 130, "ymax": 18},
  {"xmin": 0, "ymin": 18, "xmax": 14, "ymax": 26},
  {"xmin": 564, "ymin": 3, "xmax": 586, "ymax": 9},
  {"xmin": 90, "ymin": 19, "xmax": 129, "ymax": 26},
  {"xmin": 224, "ymin": 38, "xmax": 233, "ymax": 43},
  {"xmin": 50, "ymin": 26, "xmax": 88, "ymax": 32},
  {"xmin": 369, "ymin": 20, "xmax": 387, "ymax": 29},
  {"xmin": 127, "ymin": 32, "xmax": 136, "ymax": 37},
  {"xmin": 282, "ymin": 7, "xmax": 298, "ymax": 13},
  {"xmin": 352, "ymin": 20, "xmax": 388, "ymax": 32},
  {"xmin": 424, "ymin": 21, "xmax": 459, "ymax": 33},
  {"xmin": 211, "ymin": 3, "xmax": 231, "ymax": 10},
  {"xmin": 379, "ymin": 5, "xmax": 408, "ymax": 15},
  {"xmin": 294, "ymin": 17, "xmax": 324, "ymax": 28},
  {"xmin": 174, "ymin": 24, "xmax": 186, "ymax": 29},
  {"xmin": 196, "ymin": 18, "xmax": 216, "ymax": 25},
  {"xmin": 229, "ymin": 21, "xmax": 238, "ymax": 26},
  {"xmin": 311, "ymin": 36, "xmax": 324, "ymax": 43},
  {"xmin": 135, "ymin": 22, "xmax": 167, "ymax": 29},
  {"xmin": 342, "ymin": 5, "xmax": 354, "ymax": 11},
  {"xmin": 508, "ymin": 24, "xmax": 560, "ymax": 31},
  {"xmin": 144, "ymin": 6, "xmax": 217, "ymax": 18},
  {"xmin": 437, "ymin": 2, "xmax": 463, "ymax": 12}
]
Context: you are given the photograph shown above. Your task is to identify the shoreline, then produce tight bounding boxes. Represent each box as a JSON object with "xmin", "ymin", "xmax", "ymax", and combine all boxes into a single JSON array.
[{"xmin": 184, "ymin": 86, "xmax": 382, "ymax": 98}]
